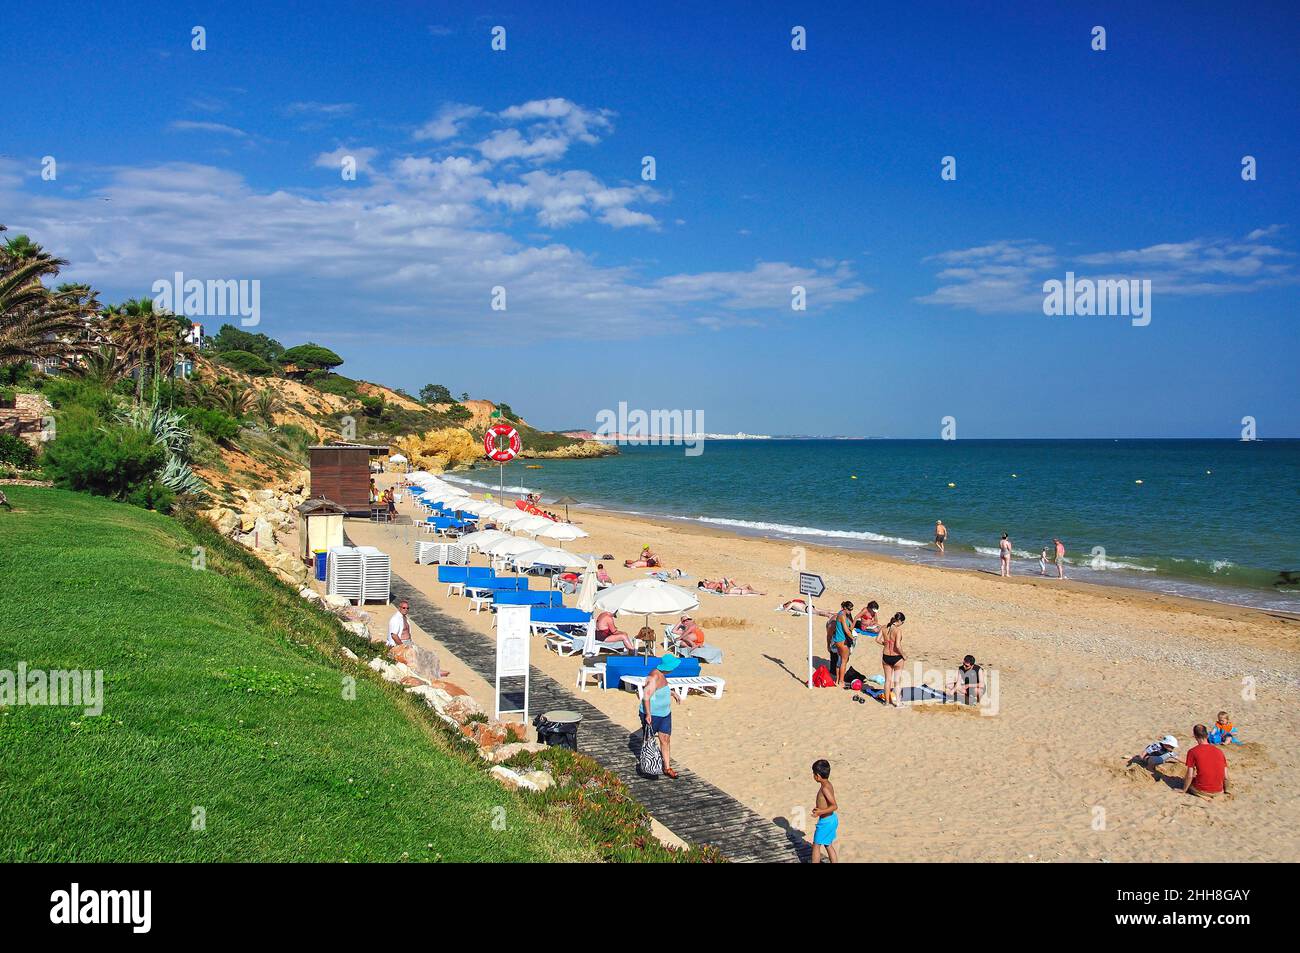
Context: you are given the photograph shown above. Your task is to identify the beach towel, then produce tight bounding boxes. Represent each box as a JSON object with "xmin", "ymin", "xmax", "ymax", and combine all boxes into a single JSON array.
[
  {"xmin": 898, "ymin": 685, "xmax": 950, "ymax": 704},
  {"xmin": 688, "ymin": 644, "xmax": 724, "ymax": 665}
]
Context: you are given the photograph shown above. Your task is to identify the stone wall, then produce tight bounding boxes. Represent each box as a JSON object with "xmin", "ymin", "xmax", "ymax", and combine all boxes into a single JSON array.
[{"xmin": 0, "ymin": 394, "xmax": 53, "ymax": 451}]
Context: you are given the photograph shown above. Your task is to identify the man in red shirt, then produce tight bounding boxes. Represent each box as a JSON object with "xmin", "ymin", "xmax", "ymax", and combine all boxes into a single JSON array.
[{"xmin": 1183, "ymin": 724, "xmax": 1229, "ymax": 799}]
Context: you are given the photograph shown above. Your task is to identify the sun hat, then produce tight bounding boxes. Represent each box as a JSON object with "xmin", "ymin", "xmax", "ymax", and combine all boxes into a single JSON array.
[
  {"xmin": 657, "ymin": 655, "xmax": 681, "ymax": 673},
  {"xmin": 1161, "ymin": 735, "xmax": 1178, "ymax": 748}
]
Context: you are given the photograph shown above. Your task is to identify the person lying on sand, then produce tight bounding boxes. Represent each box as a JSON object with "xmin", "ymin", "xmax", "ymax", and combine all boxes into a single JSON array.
[
  {"xmin": 776, "ymin": 597, "xmax": 808, "ymax": 614},
  {"xmin": 624, "ymin": 545, "xmax": 661, "ymax": 568},
  {"xmin": 595, "ymin": 563, "xmax": 614, "ymax": 588},
  {"xmin": 697, "ymin": 578, "xmax": 765, "ymax": 595},
  {"xmin": 594, "ymin": 610, "xmax": 638, "ymax": 653},
  {"xmin": 1128, "ymin": 735, "xmax": 1179, "ymax": 771}
]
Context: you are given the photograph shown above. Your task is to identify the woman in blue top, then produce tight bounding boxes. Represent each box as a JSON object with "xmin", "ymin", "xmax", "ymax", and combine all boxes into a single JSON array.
[
  {"xmin": 817, "ymin": 600, "xmax": 855, "ymax": 688},
  {"xmin": 642, "ymin": 655, "xmax": 681, "ymax": 779}
]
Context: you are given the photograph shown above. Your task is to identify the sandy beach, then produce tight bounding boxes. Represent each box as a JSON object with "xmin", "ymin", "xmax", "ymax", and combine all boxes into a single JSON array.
[{"xmin": 353, "ymin": 478, "xmax": 1300, "ymax": 862}]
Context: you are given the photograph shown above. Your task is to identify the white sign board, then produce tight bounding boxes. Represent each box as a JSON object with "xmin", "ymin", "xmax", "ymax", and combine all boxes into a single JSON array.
[
  {"xmin": 800, "ymin": 571, "xmax": 825, "ymax": 688},
  {"xmin": 494, "ymin": 604, "xmax": 531, "ymax": 721}
]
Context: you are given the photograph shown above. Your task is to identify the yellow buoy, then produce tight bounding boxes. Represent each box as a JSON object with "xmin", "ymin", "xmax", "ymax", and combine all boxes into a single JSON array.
[
  {"xmin": 1135, "ymin": 479, "xmax": 1144, "ymax": 485},
  {"xmin": 850, "ymin": 475, "xmax": 857, "ymax": 479},
  {"xmin": 947, "ymin": 482, "xmax": 956, "ymax": 488}
]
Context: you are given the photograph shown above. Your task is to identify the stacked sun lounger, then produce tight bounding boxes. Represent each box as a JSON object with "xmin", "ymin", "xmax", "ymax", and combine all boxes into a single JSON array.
[
  {"xmin": 326, "ymin": 546, "xmax": 364, "ymax": 601},
  {"xmin": 415, "ymin": 542, "xmax": 468, "ymax": 566},
  {"xmin": 356, "ymin": 546, "xmax": 391, "ymax": 603}
]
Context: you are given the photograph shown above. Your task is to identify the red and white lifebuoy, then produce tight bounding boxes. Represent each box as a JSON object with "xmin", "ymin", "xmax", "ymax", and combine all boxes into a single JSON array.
[{"xmin": 483, "ymin": 423, "xmax": 521, "ymax": 462}]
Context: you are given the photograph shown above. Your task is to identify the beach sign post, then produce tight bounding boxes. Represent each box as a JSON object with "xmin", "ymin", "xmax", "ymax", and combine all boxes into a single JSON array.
[
  {"xmin": 799, "ymin": 572, "xmax": 825, "ymax": 688},
  {"xmin": 494, "ymin": 604, "xmax": 531, "ymax": 722},
  {"xmin": 484, "ymin": 422, "xmax": 521, "ymax": 493}
]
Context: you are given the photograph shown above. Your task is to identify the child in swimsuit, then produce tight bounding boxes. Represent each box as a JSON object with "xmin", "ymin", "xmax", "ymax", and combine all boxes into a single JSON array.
[
  {"xmin": 809, "ymin": 759, "xmax": 839, "ymax": 864},
  {"xmin": 1210, "ymin": 711, "xmax": 1242, "ymax": 745}
]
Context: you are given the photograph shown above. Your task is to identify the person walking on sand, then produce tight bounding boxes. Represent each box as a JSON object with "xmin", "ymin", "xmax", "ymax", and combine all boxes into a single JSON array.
[
  {"xmin": 877, "ymin": 612, "xmax": 907, "ymax": 706},
  {"xmin": 935, "ymin": 519, "xmax": 948, "ymax": 555},
  {"xmin": 642, "ymin": 655, "xmax": 681, "ymax": 779},
  {"xmin": 809, "ymin": 759, "xmax": 839, "ymax": 864},
  {"xmin": 1054, "ymin": 538, "xmax": 1066, "ymax": 579},
  {"xmin": 999, "ymin": 533, "xmax": 1012, "ymax": 577}
]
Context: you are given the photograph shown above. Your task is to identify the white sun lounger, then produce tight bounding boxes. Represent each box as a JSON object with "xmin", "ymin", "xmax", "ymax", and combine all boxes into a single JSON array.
[
  {"xmin": 543, "ymin": 626, "xmax": 586, "ymax": 656},
  {"xmin": 619, "ymin": 674, "xmax": 726, "ymax": 701}
]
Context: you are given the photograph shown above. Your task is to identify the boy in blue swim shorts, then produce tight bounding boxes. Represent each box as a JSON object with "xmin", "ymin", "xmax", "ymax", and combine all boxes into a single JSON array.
[{"xmin": 810, "ymin": 759, "xmax": 839, "ymax": 864}]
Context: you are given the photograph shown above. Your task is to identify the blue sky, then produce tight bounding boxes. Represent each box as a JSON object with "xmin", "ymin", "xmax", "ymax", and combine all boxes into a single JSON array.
[{"xmin": 3, "ymin": 0, "xmax": 1298, "ymax": 437}]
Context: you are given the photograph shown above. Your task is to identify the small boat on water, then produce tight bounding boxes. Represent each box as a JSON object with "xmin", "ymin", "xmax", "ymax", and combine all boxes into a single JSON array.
[{"xmin": 525, "ymin": 464, "xmax": 543, "ymax": 468}]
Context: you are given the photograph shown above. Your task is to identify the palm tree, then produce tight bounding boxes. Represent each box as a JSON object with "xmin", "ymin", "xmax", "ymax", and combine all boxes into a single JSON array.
[
  {"xmin": 67, "ymin": 343, "xmax": 128, "ymax": 387},
  {"xmin": 103, "ymin": 298, "xmax": 196, "ymax": 402},
  {"xmin": 211, "ymin": 381, "xmax": 252, "ymax": 420},
  {"xmin": 252, "ymin": 388, "xmax": 282, "ymax": 430},
  {"xmin": 0, "ymin": 230, "xmax": 101, "ymax": 369},
  {"xmin": 1, "ymin": 233, "xmax": 51, "ymax": 263}
]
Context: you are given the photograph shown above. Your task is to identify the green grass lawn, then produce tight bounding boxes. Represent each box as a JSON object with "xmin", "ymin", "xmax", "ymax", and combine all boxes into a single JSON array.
[{"xmin": 0, "ymin": 486, "xmax": 600, "ymax": 862}]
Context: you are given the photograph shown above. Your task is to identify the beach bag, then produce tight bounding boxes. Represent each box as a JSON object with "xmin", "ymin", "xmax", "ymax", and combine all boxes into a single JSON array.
[
  {"xmin": 843, "ymin": 666, "xmax": 868, "ymax": 686},
  {"xmin": 639, "ymin": 725, "xmax": 664, "ymax": 777},
  {"xmin": 812, "ymin": 665, "xmax": 834, "ymax": 688}
]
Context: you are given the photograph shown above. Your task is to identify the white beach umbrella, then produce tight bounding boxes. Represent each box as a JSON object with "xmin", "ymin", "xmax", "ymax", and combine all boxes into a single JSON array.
[
  {"xmin": 482, "ymin": 536, "xmax": 543, "ymax": 557},
  {"xmin": 595, "ymin": 579, "xmax": 700, "ymax": 653},
  {"xmin": 536, "ymin": 522, "xmax": 589, "ymax": 542},
  {"xmin": 492, "ymin": 509, "xmax": 532, "ymax": 527},
  {"xmin": 476, "ymin": 503, "xmax": 509, "ymax": 518},
  {"xmin": 389, "ymin": 453, "xmax": 408, "ymax": 464},
  {"xmin": 514, "ymin": 546, "xmax": 587, "ymax": 570},
  {"xmin": 459, "ymin": 529, "xmax": 510, "ymax": 551},
  {"xmin": 595, "ymin": 579, "xmax": 700, "ymax": 617},
  {"xmin": 512, "ymin": 515, "xmax": 553, "ymax": 535},
  {"xmin": 576, "ymin": 558, "xmax": 599, "ymax": 613}
]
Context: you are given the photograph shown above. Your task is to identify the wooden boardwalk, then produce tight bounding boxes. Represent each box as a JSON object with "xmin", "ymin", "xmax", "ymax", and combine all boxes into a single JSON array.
[{"xmin": 385, "ymin": 568, "xmax": 802, "ymax": 863}]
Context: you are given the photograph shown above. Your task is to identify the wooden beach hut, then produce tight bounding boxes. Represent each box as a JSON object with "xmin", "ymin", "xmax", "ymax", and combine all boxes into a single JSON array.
[{"xmin": 308, "ymin": 443, "xmax": 388, "ymax": 515}]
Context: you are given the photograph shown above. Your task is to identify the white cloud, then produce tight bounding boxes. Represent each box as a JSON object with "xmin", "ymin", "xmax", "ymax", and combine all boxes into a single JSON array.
[
  {"xmin": 168, "ymin": 120, "xmax": 250, "ymax": 138},
  {"xmin": 487, "ymin": 169, "xmax": 660, "ymax": 229},
  {"xmin": 477, "ymin": 128, "xmax": 569, "ymax": 163},
  {"xmin": 414, "ymin": 103, "xmax": 482, "ymax": 142},
  {"xmin": 286, "ymin": 101, "xmax": 356, "ymax": 117},
  {"xmin": 314, "ymin": 147, "xmax": 379, "ymax": 174},
  {"xmin": 918, "ymin": 232, "xmax": 1297, "ymax": 312}
]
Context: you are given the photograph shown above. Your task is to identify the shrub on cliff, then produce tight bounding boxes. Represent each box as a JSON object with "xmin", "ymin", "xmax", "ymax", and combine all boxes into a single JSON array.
[
  {"xmin": 0, "ymin": 433, "xmax": 36, "ymax": 468},
  {"xmin": 43, "ymin": 420, "xmax": 168, "ymax": 507}
]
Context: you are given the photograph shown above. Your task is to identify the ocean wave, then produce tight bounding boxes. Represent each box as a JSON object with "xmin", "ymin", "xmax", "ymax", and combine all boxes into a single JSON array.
[
  {"xmin": 973, "ymin": 546, "xmax": 1039, "ymax": 559},
  {"xmin": 690, "ymin": 515, "xmax": 929, "ymax": 548},
  {"xmin": 1081, "ymin": 557, "xmax": 1157, "ymax": 572},
  {"xmin": 443, "ymin": 475, "xmax": 535, "ymax": 495}
]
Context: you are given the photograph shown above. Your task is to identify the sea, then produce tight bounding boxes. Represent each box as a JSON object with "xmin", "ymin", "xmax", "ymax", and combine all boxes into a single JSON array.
[{"xmin": 445, "ymin": 439, "xmax": 1300, "ymax": 614}]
